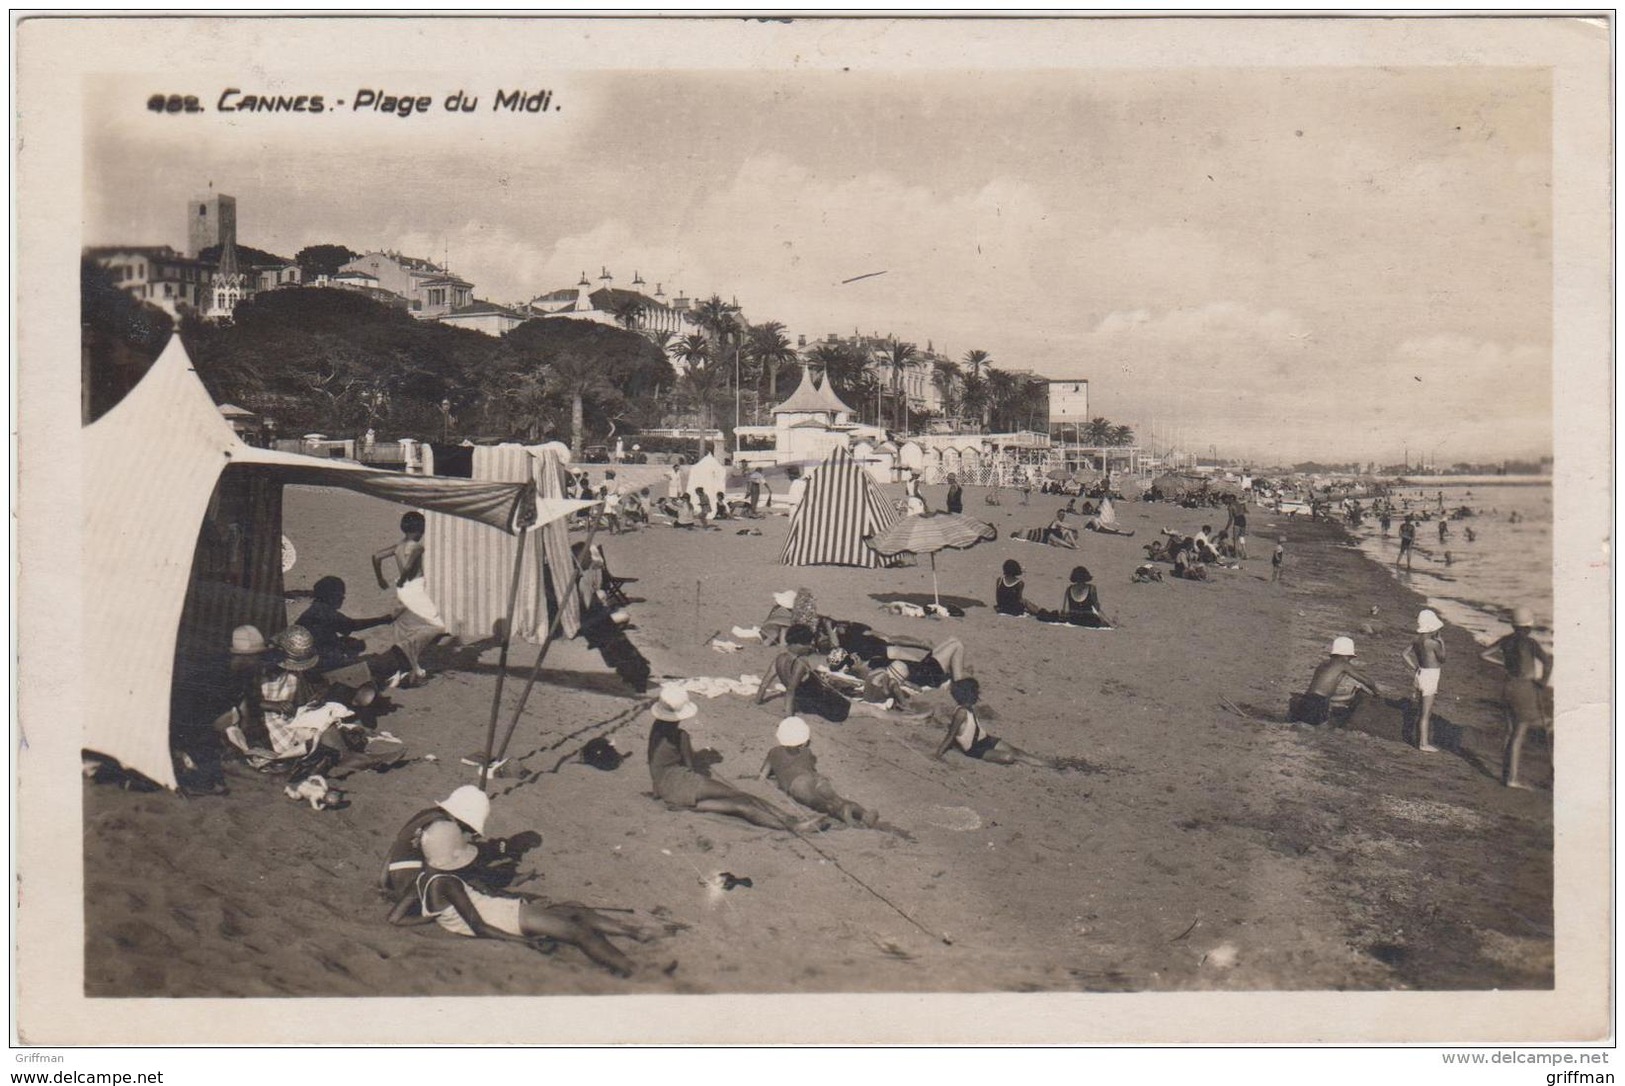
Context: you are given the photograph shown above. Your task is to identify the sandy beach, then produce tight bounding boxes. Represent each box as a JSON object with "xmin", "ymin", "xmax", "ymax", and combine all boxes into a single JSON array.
[{"xmin": 84, "ymin": 484, "xmax": 1553, "ymax": 998}]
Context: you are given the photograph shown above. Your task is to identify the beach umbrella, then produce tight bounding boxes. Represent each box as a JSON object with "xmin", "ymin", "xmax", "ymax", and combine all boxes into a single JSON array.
[
  {"xmin": 865, "ymin": 512, "xmax": 997, "ymax": 608},
  {"xmin": 1045, "ymin": 466, "xmax": 1073, "ymax": 482}
]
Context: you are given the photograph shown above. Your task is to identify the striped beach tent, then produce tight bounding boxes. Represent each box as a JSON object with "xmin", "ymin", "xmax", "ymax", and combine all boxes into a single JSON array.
[
  {"xmin": 781, "ymin": 446, "xmax": 900, "ymax": 567},
  {"xmin": 424, "ymin": 442, "xmax": 587, "ymax": 643}
]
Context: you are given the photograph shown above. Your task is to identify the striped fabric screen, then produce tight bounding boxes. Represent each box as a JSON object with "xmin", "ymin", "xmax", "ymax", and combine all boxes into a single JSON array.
[
  {"xmin": 781, "ymin": 446, "xmax": 900, "ymax": 567},
  {"xmin": 424, "ymin": 444, "xmax": 584, "ymax": 645}
]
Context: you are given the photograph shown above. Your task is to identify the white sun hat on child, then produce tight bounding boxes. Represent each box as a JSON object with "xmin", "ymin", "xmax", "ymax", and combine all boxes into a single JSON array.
[
  {"xmin": 420, "ymin": 820, "xmax": 478, "ymax": 872},
  {"xmin": 437, "ymin": 785, "xmax": 491, "ymax": 835},
  {"xmin": 1330, "ymin": 637, "xmax": 1357, "ymax": 657},
  {"xmin": 1416, "ymin": 609, "xmax": 1444, "ymax": 633},
  {"xmin": 776, "ymin": 716, "xmax": 811, "ymax": 746}
]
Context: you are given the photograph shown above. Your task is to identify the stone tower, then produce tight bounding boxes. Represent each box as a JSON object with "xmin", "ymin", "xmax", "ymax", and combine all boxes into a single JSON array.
[{"xmin": 187, "ymin": 192, "xmax": 236, "ymax": 259}]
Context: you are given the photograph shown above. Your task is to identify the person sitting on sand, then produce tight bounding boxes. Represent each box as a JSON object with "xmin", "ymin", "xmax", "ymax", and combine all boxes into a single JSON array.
[
  {"xmin": 371, "ymin": 511, "xmax": 444, "ymax": 686},
  {"xmin": 673, "ymin": 493, "xmax": 698, "ymax": 529},
  {"xmin": 759, "ymin": 716, "xmax": 879, "ymax": 828},
  {"xmin": 1172, "ymin": 539, "xmax": 1208, "ymax": 581},
  {"xmin": 296, "ymin": 575, "xmax": 411, "ymax": 700},
  {"xmin": 1289, "ymin": 637, "xmax": 1382, "ymax": 726},
  {"xmin": 209, "ymin": 624, "xmax": 277, "ymax": 755},
  {"xmin": 933, "ymin": 678, "xmax": 1050, "ymax": 767},
  {"xmin": 1479, "ymin": 606, "xmax": 1553, "ymax": 790},
  {"xmin": 251, "ymin": 625, "xmax": 407, "ymax": 778},
  {"xmin": 388, "ymin": 819, "xmax": 648, "ymax": 978},
  {"xmin": 758, "ymin": 589, "xmax": 799, "ymax": 646},
  {"xmin": 756, "ymin": 625, "xmax": 851, "ymax": 722},
  {"xmin": 995, "ymin": 559, "xmax": 1038, "ymax": 617},
  {"xmin": 1060, "ymin": 566, "xmax": 1113, "ymax": 628},
  {"xmin": 1404, "ymin": 609, "xmax": 1447, "ymax": 752},
  {"xmin": 648, "ymin": 686, "xmax": 824, "ymax": 832}
]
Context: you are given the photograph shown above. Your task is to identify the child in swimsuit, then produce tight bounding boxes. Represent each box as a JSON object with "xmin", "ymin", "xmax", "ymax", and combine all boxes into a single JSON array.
[
  {"xmin": 1403, "ymin": 609, "xmax": 1447, "ymax": 752},
  {"xmin": 932, "ymin": 679, "xmax": 1050, "ymax": 767},
  {"xmin": 759, "ymin": 717, "xmax": 879, "ymax": 828},
  {"xmin": 371, "ymin": 511, "xmax": 444, "ymax": 686},
  {"xmin": 389, "ymin": 820, "xmax": 647, "ymax": 977},
  {"xmin": 1478, "ymin": 606, "xmax": 1553, "ymax": 789}
]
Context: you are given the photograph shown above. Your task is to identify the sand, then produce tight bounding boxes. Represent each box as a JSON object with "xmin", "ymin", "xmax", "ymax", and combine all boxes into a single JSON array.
[{"xmin": 84, "ymin": 484, "xmax": 1553, "ymax": 998}]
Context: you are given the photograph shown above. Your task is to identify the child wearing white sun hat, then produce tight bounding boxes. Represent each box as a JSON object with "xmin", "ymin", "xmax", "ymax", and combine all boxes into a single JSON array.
[
  {"xmin": 646, "ymin": 686, "xmax": 825, "ymax": 832},
  {"xmin": 758, "ymin": 717, "xmax": 879, "ymax": 829}
]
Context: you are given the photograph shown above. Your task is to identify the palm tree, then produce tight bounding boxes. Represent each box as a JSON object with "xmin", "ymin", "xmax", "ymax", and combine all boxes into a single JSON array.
[
  {"xmin": 670, "ymin": 332, "xmax": 711, "ymax": 377},
  {"xmin": 883, "ymin": 340, "xmax": 918, "ymax": 429},
  {"xmin": 958, "ymin": 371, "xmax": 989, "ymax": 433},
  {"xmin": 807, "ymin": 342, "xmax": 870, "ymax": 406},
  {"xmin": 1083, "ymin": 417, "xmax": 1115, "ymax": 446},
  {"xmin": 1109, "ymin": 423, "xmax": 1136, "ymax": 447},
  {"xmin": 610, "ymin": 298, "xmax": 646, "ymax": 331},
  {"xmin": 931, "ymin": 358, "xmax": 962, "ymax": 419},
  {"xmin": 986, "ymin": 368, "xmax": 1019, "ymax": 432},
  {"xmin": 685, "ymin": 295, "xmax": 742, "ymax": 386},
  {"xmin": 962, "ymin": 348, "xmax": 991, "ymax": 379},
  {"xmin": 544, "ymin": 352, "xmax": 618, "ymax": 457},
  {"xmin": 746, "ymin": 321, "xmax": 797, "ymax": 400}
]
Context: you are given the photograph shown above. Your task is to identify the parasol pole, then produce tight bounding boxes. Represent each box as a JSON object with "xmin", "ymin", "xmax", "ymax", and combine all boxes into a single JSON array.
[
  {"xmin": 930, "ymin": 552, "xmax": 941, "ymax": 610},
  {"xmin": 484, "ymin": 511, "xmax": 606, "ymax": 781},
  {"xmin": 479, "ymin": 520, "xmax": 534, "ymax": 793}
]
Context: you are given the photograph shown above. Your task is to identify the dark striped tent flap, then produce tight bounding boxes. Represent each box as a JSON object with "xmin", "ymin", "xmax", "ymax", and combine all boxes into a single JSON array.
[{"xmin": 781, "ymin": 447, "xmax": 900, "ymax": 567}]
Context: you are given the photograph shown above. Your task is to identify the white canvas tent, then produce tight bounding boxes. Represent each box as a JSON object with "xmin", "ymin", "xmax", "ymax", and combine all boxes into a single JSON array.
[
  {"xmin": 683, "ymin": 453, "xmax": 728, "ymax": 507},
  {"xmin": 83, "ymin": 336, "xmax": 588, "ymax": 789}
]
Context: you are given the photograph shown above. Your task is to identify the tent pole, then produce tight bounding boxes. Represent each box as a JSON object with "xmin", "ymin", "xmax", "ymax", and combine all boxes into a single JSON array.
[
  {"xmin": 479, "ymin": 524, "xmax": 533, "ymax": 792},
  {"xmin": 488, "ymin": 514, "xmax": 604, "ymax": 770}
]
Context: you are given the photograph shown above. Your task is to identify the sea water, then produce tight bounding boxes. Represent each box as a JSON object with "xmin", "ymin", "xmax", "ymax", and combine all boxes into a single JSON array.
[{"xmin": 1349, "ymin": 478, "xmax": 1552, "ymax": 645}]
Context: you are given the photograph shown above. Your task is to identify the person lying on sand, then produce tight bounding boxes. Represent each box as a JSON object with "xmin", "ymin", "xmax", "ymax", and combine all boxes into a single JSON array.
[
  {"xmin": 380, "ymin": 785, "xmax": 539, "ymax": 898},
  {"xmin": 649, "ymin": 686, "xmax": 825, "ymax": 832},
  {"xmin": 832, "ymin": 621, "xmax": 969, "ymax": 688},
  {"xmin": 756, "ymin": 625, "xmax": 851, "ymax": 722},
  {"xmin": 759, "ymin": 717, "xmax": 879, "ymax": 829},
  {"xmin": 1011, "ymin": 510, "xmax": 1078, "ymax": 548},
  {"xmin": 1404, "ymin": 609, "xmax": 1447, "ymax": 752},
  {"xmin": 1288, "ymin": 637, "xmax": 1381, "ymax": 726},
  {"xmin": 933, "ymin": 679, "xmax": 1050, "ymax": 767},
  {"xmin": 388, "ymin": 820, "xmax": 649, "ymax": 977},
  {"xmin": 1479, "ymin": 606, "xmax": 1553, "ymax": 790}
]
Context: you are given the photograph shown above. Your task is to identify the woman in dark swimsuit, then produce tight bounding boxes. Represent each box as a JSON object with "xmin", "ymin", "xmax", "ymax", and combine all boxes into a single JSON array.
[{"xmin": 1061, "ymin": 566, "xmax": 1113, "ymax": 628}]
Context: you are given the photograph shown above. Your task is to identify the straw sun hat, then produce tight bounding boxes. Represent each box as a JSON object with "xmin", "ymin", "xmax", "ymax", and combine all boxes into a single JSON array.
[
  {"xmin": 275, "ymin": 625, "xmax": 319, "ymax": 670},
  {"xmin": 420, "ymin": 820, "xmax": 478, "ymax": 872},
  {"xmin": 437, "ymin": 785, "xmax": 491, "ymax": 836},
  {"xmin": 1416, "ymin": 609, "xmax": 1444, "ymax": 634},
  {"xmin": 652, "ymin": 685, "xmax": 698, "ymax": 722}
]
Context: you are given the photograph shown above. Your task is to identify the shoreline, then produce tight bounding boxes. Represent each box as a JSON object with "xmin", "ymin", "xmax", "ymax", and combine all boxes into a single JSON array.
[{"xmin": 83, "ymin": 486, "xmax": 1552, "ymax": 999}]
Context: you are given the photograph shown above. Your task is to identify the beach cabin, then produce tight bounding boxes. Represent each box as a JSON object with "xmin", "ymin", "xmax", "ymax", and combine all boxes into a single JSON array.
[{"xmin": 732, "ymin": 367, "xmax": 884, "ymax": 472}]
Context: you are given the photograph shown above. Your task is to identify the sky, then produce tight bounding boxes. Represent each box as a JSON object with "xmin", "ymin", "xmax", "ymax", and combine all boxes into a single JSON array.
[{"xmin": 86, "ymin": 66, "xmax": 1552, "ymax": 465}]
